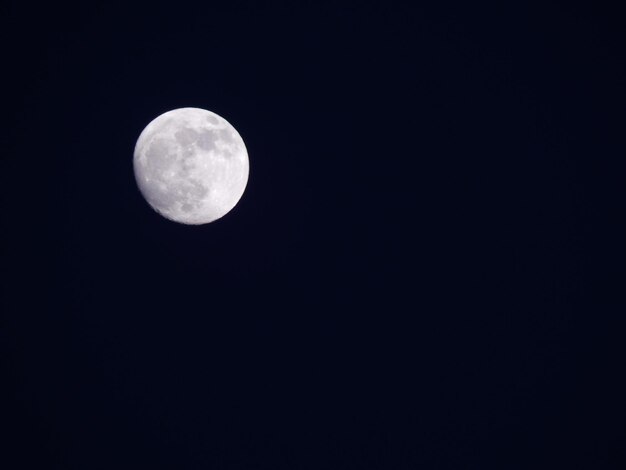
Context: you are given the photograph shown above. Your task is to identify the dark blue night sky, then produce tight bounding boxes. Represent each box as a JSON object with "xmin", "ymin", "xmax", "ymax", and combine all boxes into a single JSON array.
[{"xmin": 2, "ymin": 1, "xmax": 625, "ymax": 468}]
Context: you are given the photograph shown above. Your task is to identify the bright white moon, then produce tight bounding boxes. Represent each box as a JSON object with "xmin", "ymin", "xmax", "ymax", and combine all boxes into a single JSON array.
[{"xmin": 133, "ymin": 107, "xmax": 249, "ymax": 224}]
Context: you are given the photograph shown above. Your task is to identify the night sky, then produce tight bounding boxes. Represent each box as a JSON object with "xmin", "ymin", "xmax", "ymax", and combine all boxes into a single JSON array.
[{"xmin": 2, "ymin": 1, "xmax": 625, "ymax": 468}]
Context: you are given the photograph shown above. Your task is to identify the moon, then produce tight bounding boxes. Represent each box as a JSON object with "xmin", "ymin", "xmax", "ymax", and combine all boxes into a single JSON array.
[{"xmin": 133, "ymin": 107, "xmax": 249, "ymax": 224}]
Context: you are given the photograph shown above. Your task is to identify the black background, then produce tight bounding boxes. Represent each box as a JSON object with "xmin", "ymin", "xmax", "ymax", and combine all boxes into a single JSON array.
[{"xmin": 2, "ymin": 1, "xmax": 625, "ymax": 468}]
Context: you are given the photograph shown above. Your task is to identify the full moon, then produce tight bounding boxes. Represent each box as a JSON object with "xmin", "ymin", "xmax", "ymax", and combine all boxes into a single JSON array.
[{"xmin": 133, "ymin": 107, "xmax": 249, "ymax": 224}]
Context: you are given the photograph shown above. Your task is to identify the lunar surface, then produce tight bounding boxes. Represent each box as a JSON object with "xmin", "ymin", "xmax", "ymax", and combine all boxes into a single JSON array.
[{"xmin": 133, "ymin": 107, "xmax": 249, "ymax": 224}]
